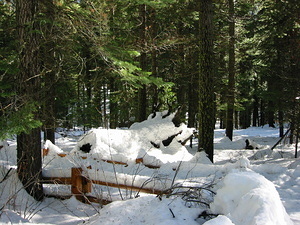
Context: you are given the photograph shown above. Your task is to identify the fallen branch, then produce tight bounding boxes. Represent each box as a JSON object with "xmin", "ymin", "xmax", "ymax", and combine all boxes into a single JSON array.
[
  {"xmin": 0, "ymin": 168, "xmax": 12, "ymax": 184},
  {"xmin": 271, "ymin": 128, "xmax": 291, "ymax": 150}
]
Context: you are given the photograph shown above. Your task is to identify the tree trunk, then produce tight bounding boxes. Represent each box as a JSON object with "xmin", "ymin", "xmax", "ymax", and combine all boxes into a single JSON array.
[
  {"xmin": 279, "ymin": 110, "xmax": 284, "ymax": 137},
  {"xmin": 17, "ymin": 129, "xmax": 43, "ymax": 201},
  {"xmin": 225, "ymin": 0, "xmax": 235, "ymax": 141},
  {"xmin": 149, "ymin": 8, "xmax": 160, "ymax": 113},
  {"xmin": 252, "ymin": 75, "xmax": 259, "ymax": 127},
  {"xmin": 137, "ymin": 82, "xmax": 147, "ymax": 122},
  {"xmin": 188, "ymin": 73, "xmax": 198, "ymax": 129},
  {"xmin": 103, "ymin": 85, "xmax": 108, "ymax": 128},
  {"xmin": 260, "ymin": 99, "xmax": 265, "ymax": 126},
  {"xmin": 151, "ymin": 49, "xmax": 159, "ymax": 112},
  {"xmin": 41, "ymin": 0, "xmax": 56, "ymax": 144},
  {"xmin": 240, "ymin": 106, "xmax": 251, "ymax": 129},
  {"xmin": 198, "ymin": 0, "xmax": 215, "ymax": 163},
  {"xmin": 176, "ymin": 17, "xmax": 188, "ymax": 123},
  {"xmin": 252, "ymin": 95, "xmax": 259, "ymax": 127},
  {"xmin": 16, "ymin": 0, "xmax": 44, "ymax": 200},
  {"xmin": 187, "ymin": 49, "xmax": 199, "ymax": 129},
  {"xmin": 267, "ymin": 100, "xmax": 275, "ymax": 128},
  {"xmin": 109, "ymin": 79, "xmax": 118, "ymax": 129},
  {"xmin": 137, "ymin": 4, "xmax": 147, "ymax": 122}
]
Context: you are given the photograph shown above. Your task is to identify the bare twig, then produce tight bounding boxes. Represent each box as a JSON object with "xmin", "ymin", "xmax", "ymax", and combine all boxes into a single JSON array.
[{"xmin": 0, "ymin": 168, "xmax": 12, "ymax": 184}]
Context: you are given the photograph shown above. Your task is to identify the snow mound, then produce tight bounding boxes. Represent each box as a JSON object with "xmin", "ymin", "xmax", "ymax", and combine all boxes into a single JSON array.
[
  {"xmin": 189, "ymin": 151, "xmax": 213, "ymax": 164},
  {"xmin": 210, "ymin": 171, "xmax": 294, "ymax": 225},
  {"xmin": 214, "ymin": 136, "xmax": 245, "ymax": 150},
  {"xmin": 248, "ymin": 149, "xmax": 273, "ymax": 160},
  {"xmin": 86, "ymin": 195, "xmax": 200, "ymax": 225},
  {"xmin": 203, "ymin": 215, "xmax": 234, "ymax": 225},
  {"xmin": 249, "ymin": 148, "xmax": 295, "ymax": 161},
  {"xmin": 70, "ymin": 112, "xmax": 194, "ymax": 165}
]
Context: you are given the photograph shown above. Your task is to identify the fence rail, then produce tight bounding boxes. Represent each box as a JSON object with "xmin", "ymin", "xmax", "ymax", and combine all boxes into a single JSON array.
[
  {"xmin": 42, "ymin": 166, "xmax": 166, "ymax": 204},
  {"xmin": 42, "ymin": 149, "xmax": 170, "ymax": 204}
]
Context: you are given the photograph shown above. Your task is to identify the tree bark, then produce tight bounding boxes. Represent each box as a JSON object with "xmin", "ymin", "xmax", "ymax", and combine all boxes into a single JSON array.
[
  {"xmin": 279, "ymin": 110, "xmax": 284, "ymax": 137},
  {"xmin": 198, "ymin": 0, "xmax": 215, "ymax": 163},
  {"xmin": 137, "ymin": 4, "xmax": 147, "ymax": 122},
  {"xmin": 260, "ymin": 99, "xmax": 265, "ymax": 126},
  {"xmin": 41, "ymin": 0, "xmax": 56, "ymax": 144},
  {"xmin": 109, "ymin": 78, "xmax": 118, "ymax": 129},
  {"xmin": 176, "ymin": 16, "xmax": 188, "ymax": 123},
  {"xmin": 225, "ymin": 0, "xmax": 235, "ymax": 141},
  {"xmin": 17, "ymin": 129, "xmax": 43, "ymax": 201},
  {"xmin": 16, "ymin": 0, "xmax": 44, "ymax": 200},
  {"xmin": 252, "ymin": 95, "xmax": 259, "ymax": 127},
  {"xmin": 187, "ymin": 48, "xmax": 199, "ymax": 129}
]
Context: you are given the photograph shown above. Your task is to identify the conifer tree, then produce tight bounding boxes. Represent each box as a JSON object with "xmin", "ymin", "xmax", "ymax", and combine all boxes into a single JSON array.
[{"xmin": 198, "ymin": 0, "xmax": 215, "ymax": 162}]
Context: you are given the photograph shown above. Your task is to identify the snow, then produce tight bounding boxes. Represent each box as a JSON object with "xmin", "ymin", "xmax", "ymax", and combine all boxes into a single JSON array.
[
  {"xmin": 203, "ymin": 215, "xmax": 234, "ymax": 225},
  {"xmin": 0, "ymin": 114, "xmax": 299, "ymax": 225},
  {"xmin": 70, "ymin": 111, "xmax": 193, "ymax": 165},
  {"xmin": 86, "ymin": 195, "xmax": 200, "ymax": 225},
  {"xmin": 210, "ymin": 171, "xmax": 293, "ymax": 225},
  {"xmin": 44, "ymin": 140, "xmax": 64, "ymax": 154}
]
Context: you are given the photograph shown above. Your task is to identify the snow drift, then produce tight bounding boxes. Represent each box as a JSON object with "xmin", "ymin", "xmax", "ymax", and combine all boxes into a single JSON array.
[
  {"xmin": 210, "ymin": 170, "xmax": 294, "ymax": 225},
  {"xmin": 86, "ymin": 195, "xmax": 200, "ymax": 225}
]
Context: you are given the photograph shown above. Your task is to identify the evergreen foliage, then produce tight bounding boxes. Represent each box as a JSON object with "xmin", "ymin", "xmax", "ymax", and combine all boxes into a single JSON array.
[{"xmin": 0, "ymin": 2, "xmax": 42, "ymax": 139}]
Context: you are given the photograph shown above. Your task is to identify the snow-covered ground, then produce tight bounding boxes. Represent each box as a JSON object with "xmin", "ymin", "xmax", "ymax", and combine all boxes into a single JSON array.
[{"xmin": 0, "ymin": 112, "xmax": 299, "ymax": 225}]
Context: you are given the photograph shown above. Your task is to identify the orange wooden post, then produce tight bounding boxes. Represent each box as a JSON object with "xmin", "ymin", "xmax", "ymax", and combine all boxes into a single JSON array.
[
  {"xmin": 71, "ymin": 167, "xmax": 92, "ymax": 202},
  {"xmin": 71, "ymin": 168, "xmax": 83, "ymax": 196},
  {"xmin": 82, "ymin": 176, "xmax": 92, "ymax": 193},
  {"xmin": 135, "ymin": 158, "xmax": 143, "ymax": 164},
  {"xmin": 42, "ymin": 148, "xmax": 49, "ymax": 157}
]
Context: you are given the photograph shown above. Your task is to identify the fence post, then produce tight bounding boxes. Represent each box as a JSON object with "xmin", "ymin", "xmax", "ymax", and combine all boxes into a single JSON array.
[{"xmin": 71, "ymin": 167, "xmax": 92, "ymax": 202}]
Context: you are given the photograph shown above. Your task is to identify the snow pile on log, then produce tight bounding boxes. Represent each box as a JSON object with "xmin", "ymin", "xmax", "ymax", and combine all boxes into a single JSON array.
[
  {"xmin": 44, "ymin": 140, "xmax": 64, "ymax": 155},
  {"xmin": 71, "ymin": 111, "xmax": 194, "ymax": 166}
]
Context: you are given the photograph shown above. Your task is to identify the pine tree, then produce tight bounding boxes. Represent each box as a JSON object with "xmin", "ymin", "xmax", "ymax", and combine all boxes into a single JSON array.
[{"xmin": 198, "ymin": 0, "xmax": 215, "ymax": 162}]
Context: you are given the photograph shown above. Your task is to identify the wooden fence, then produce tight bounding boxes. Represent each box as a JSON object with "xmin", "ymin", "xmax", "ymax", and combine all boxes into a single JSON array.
[
  {"xmin": 42, "ymin": 167, "xmax": 166, "ymax": 204},
  {"xmin": 42, "ymin": 150, "xmax": 167, "ymax": 204}
]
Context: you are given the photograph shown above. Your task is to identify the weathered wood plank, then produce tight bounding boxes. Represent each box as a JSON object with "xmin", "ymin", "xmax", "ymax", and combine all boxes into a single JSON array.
[{"xmin": 91, "ymin": 179, "xmax": 163, "ymax": 195}]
